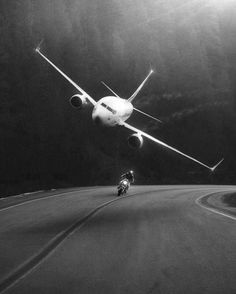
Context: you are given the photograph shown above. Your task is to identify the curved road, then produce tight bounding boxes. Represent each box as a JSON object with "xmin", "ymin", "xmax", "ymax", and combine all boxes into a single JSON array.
[{"xmin": 0, "ymin": 186, "xmax": 235, "ymax": 294}]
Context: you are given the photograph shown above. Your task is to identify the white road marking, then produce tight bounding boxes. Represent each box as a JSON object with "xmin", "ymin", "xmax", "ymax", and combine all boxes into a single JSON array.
[
  {"xmin": 196, "ymin": 192, "xmax": 236, "ymax": 221},
  {"xmin": 23, "ymin": 190, "xmax": 44, "ymax": 196}
]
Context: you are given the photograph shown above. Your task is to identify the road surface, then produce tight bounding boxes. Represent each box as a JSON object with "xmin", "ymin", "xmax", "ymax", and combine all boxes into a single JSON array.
[{"xmin": 0, "ymin": 186, "xmax": 235, "ymax": 294}]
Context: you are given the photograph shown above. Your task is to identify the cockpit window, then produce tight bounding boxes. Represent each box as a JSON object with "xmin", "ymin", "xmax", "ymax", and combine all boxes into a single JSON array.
[
  {"xmin": 107, "ymin": 106, "xmax": 116, "ymax": 114},
  {"xmin": 101, "ymin": 102, "xmax": 117, "ymax": 115}
]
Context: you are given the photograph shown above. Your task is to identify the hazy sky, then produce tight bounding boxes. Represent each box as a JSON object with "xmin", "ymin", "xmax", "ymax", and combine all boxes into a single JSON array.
[{"xmin": 0, "ymin": 0, "xmax": 236, "ymax": 194}]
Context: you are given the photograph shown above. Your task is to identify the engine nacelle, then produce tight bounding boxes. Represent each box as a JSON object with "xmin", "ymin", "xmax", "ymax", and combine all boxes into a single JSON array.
[
  {"xmin": 127, "ymin": 133, "xmax": 143, "ymax": 149},
  {"xmin": 69, "ymin": 94, "xmax": 87, "ymax": 109}
]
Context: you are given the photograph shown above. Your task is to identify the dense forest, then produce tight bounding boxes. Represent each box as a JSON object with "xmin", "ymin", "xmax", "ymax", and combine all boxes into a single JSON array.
[{"xmin": 0, "ymin": 0, "xmax": 236, "ymax": 196}]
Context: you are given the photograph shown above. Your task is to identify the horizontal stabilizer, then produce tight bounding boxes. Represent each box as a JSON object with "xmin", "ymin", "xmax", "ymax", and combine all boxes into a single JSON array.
[
  {"xmin": 133, "ymin": 107, "xmax": 162, "ymax": 123},
  {"xmin": 101, "ymin": 81, "xmax": 120, "ymax": 98}
]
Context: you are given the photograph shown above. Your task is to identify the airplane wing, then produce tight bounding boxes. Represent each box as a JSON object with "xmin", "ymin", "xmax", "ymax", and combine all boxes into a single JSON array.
[
  {"xmin": 35, "ymin": 46, "xmax": 96, "ymax": 106},
  {"xmin": 121, "ymin": 121, "xmax": 223, "ymax": 171}
]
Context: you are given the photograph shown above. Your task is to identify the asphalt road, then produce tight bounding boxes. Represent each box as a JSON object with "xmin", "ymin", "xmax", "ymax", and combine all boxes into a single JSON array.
[{"xmin": 0, "ymin": 186, "xmax": 235, "ymax": 294}]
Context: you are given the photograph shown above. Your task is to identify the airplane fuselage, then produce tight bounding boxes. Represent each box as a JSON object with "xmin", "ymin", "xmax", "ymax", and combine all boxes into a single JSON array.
[{"xmin": 92, "ymin": 96, "xmax": 133, "ymax": 126}]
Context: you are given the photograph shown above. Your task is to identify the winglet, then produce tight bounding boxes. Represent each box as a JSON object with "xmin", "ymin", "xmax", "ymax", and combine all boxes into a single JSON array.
[
  {"xmin": 35, "ymin": 39, "xmax": 44, "ymax": 53},
  {"xmin": 210, "ymin": 158, "xmax": 224, "ymax": 172}
]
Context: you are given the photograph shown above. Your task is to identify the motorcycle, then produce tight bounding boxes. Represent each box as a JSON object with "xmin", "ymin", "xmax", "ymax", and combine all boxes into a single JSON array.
[{"xmin": 117, "ymin": 178, "xmax": 130, "ymax": 196}]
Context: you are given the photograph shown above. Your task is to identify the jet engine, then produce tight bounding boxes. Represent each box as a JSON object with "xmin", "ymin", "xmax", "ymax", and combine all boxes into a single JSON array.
[
  {"xmin": 69, "ymin": 94, "xmax": 87, "ymax": 109},
  {"xmin": 127, "ymin": 133, "xmax": 143, "ymax": 149}
]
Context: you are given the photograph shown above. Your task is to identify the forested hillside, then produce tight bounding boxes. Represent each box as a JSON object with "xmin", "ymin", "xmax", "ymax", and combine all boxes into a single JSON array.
[{"xmin": 0, "ymin": 0, "xmax": 236, "ymax": 196}]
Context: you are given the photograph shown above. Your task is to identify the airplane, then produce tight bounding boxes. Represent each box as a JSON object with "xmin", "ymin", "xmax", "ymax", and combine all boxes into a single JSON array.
[{"xmin": 35, "ymin": 43, "xmax": 223, "ymax": 172}]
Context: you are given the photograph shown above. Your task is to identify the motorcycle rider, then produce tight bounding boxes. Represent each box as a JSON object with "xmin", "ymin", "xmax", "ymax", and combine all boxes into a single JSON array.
[
  {"xmin": 120, "ymin": 170, "xmax": 134, "ymax": 184},
  {"xmin": 117, "ymin": 170, "xmax": 134, "ymax": 196}
]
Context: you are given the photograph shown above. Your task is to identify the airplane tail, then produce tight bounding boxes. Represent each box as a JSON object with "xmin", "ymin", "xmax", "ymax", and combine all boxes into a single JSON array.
[{"xmin": 128, "ymin": 69, "xmax": 154, "ymax": 103}]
